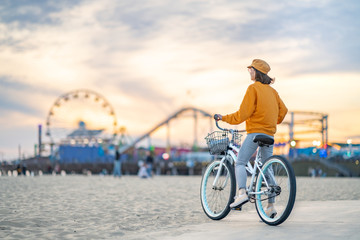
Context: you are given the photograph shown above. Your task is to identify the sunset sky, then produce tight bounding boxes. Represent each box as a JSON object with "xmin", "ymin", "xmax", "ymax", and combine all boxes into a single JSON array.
[{"xmin": 1, "ymin": 0, "xmax": 360, "ymax": 159}]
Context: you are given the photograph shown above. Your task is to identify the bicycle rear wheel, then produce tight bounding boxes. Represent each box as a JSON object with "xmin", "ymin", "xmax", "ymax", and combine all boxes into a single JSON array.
[
  {"xmin": 200, "ymin": 159, "xmax": 236, "ymax": 220},
  {"xmin": 254, "ymin": 155, "xmax": 296, "ymax": 226}
]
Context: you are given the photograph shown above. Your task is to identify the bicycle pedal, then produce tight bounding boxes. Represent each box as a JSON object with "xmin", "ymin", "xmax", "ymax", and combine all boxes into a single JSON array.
[{"xmin": 231, "ymin": 206, "xmax": 242, "ymax": 211}]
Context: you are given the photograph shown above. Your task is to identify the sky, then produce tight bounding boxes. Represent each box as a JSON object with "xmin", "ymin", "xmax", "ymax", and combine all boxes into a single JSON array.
[{"xmin": 1, "ymin": 0, "xmax": 360, "ymax": 160}]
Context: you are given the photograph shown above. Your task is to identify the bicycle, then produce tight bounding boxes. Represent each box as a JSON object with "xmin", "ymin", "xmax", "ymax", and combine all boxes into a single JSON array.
[{"xmin": 200, "ymin": 118, "xmax": 296, "ymax": 226}]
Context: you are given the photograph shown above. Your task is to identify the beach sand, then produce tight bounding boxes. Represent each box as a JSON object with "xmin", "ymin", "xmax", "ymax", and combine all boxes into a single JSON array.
[{"xmin": 0, "ymin": 175, "xmax": 359, "ymax": 239}]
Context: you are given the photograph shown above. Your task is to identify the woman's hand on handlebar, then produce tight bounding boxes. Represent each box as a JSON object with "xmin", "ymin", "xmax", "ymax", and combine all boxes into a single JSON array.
[{"xmin": 214, "ymin": 114, "xmax": 222, "ymax": 121}]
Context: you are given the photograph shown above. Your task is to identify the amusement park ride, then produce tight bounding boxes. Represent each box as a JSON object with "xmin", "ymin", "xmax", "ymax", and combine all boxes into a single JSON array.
[
  {"xmin": 40, "ymin": 89, "xmax": 329, "ymax": 163},
  {"xmin": 42, "ymin": 89, "xmax": 118, "ymax": 161},
  {"xmin": 45, "ymin": 89, "xmax": 118, "ymax": 143}
]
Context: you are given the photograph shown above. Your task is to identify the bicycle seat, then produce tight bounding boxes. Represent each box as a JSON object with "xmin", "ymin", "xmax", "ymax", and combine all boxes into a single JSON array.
[{"xmin": 253, "ymin": 135, "xmax": 274, "ymax": 147}]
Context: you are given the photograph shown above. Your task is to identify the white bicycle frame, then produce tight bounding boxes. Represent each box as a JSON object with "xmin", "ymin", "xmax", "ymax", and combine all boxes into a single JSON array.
[{"xmin": 212, "ymin": 135, "xmax": 273, "ymax": 196}]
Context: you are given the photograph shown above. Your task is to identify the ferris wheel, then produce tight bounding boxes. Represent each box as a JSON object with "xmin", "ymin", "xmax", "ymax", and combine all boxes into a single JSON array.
[{"xmin": 46, "ymin": 89, "xmax": 118, "ymax": 145}]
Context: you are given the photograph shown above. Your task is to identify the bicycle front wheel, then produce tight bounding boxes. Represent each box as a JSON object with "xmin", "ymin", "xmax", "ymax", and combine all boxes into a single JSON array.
[
  {"xmin": 255, "ymin": 155, "xmax": 296, "ymax": 226},
  {"xmin": 200, "ymin": 159, "xmax": 236, "ymax": 220}
]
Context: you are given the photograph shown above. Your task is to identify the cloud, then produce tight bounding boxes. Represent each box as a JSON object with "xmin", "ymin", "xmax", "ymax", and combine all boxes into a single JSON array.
[
  {"xmin": 0, "ymin": 94, "xmax": 39, "ymax": 116},
  {"xmin": 1, "ymin": 0, "xmax": 360, "ymax": 157},
  {"xmin": 241, "ymin": 0, "xmax": 360, "ymax": 74},
  {"xmin": 0, "ymin": 76, "xmax": 62, "ymax": 116},
  {"xmin": 0, "ymin": 0, "xmax": 84, "ymax": 26},
  {"xmin": 116, "ymin": 79, "xmax": 173, "ymax": 103}
]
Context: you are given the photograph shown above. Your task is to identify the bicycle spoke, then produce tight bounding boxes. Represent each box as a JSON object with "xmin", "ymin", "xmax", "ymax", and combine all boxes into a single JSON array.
[
  {"xmin": 255, "ymin": 156, "xmax": 296, "ymax": 225},
  {"xmin": 201, "ymin": 160, "xmax": 235, "ymax": 219}
]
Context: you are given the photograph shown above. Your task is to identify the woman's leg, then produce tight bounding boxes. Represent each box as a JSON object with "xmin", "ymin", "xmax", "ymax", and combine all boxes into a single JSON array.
[
  {"xmin": 231, "ymin": 133, "xmax": 274, "ymax": 208},
  {"xmin": 235, "ymin": 133, "xmax": 259, "ymax": 189},
  {"xmin": 259, "ymin": 139, "xmax": 275, "ymax": 203}
]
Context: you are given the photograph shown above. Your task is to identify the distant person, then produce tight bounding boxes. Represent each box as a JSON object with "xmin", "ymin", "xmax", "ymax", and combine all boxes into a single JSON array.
[
  {"xmin": 316, "ymin": 167, "xmax": 323, "ymax": 177},
  {"xmin": 16, "ymin": 164, "xmax": 21, "ymax": 176},
  {"xmin": 54, "ymin": 163, "xmax": 60, "ymax": 174},
  {"xmin": 138, "ymin": 161, "xmax": 150, "ymax": 178},
  {"xmin": 22, "ymin": 163, "xmax": 27, "ymax": 176},
  {"xmin": 186, "ymin": 159, "xmax": 195, "ymax": 175},
  {"xmin": 145, "ymin": 151, "xmax": 154, "ymax": 177},
  {"xmin": 214, "ymin": 59, "xmax": 288, "ymax": 217},
  {"xmin": 308, "ymin": 167, "xmax": 314, "ymax": 177},
  {"xmin": 113, "ymin": 146, "xmax": 122, "ymax": 177}
]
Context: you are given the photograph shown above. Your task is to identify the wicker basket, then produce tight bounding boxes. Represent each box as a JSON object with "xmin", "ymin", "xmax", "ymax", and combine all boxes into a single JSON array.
[{"xmin": 205, "ymin": 131, "xmax": 230, "ymax": 155}]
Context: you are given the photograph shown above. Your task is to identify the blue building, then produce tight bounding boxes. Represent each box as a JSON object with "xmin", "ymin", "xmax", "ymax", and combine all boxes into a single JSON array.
[{"xmin": 58, "ymin": 121, "xmax": 114, "ymax": 163}]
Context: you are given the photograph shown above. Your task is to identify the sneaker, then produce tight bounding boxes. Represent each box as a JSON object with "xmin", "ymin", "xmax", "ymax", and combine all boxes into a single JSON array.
[
  {"xmin": 229, "ymin": 193, "xmax": 249, "ymax": 208},
  {"xmin": 265, "ymin": 205, "xmax": 277, "ymax": 218}
]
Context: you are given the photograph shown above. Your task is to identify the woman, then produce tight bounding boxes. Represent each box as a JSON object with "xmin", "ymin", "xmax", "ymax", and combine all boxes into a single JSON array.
[{"xmin": 214, "ymin": 59, "xmax": 288, "ymax": 217}]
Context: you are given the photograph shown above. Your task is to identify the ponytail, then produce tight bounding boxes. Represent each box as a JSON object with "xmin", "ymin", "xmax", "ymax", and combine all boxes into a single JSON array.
[{"xmin": 253, "ymin": 68, "xmax": 275, "ymax": 84}]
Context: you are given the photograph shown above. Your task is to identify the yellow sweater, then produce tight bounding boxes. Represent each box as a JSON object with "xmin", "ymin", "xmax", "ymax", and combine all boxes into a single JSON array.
[{"xmin": 222, "ymin": 81, "xmax": 288, "ymax": 136}]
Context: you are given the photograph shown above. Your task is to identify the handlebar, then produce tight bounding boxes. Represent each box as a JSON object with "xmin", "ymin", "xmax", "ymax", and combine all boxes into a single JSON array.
[
  {"xmin": 214, "ymin": 116, "xmax": 246, "ymax": 133},
  {"xmin": 215, "ymin": 120, "xmax": 227, "ymax": 131}
]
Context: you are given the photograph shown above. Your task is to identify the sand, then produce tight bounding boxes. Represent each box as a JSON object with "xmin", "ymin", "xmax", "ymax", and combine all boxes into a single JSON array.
[{"xmin": 0, "ymin": 175, "xmax": 359, "ymax": 239}]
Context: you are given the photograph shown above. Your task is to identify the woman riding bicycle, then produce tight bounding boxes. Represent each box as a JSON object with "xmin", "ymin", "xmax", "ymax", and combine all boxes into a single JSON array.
[{"xmin": 215, "ymin": 59, "xmax": 288, "ymax": 217}]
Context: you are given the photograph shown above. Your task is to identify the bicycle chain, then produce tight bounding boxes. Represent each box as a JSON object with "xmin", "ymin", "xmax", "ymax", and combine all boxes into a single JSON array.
[{"xmin": 248, "ymin": 192, "xmax": 280, "ymax": 203}]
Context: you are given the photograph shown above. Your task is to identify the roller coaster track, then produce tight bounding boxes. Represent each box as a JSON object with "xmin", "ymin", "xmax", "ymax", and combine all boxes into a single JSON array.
[{"xmin": 119, "ymin": 107, "xmax": 212, "ymax": 154}]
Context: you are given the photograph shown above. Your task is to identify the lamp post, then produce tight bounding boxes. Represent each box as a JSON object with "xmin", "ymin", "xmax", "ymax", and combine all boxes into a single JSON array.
[
  {"xmin": 38, "ymin": 124, "xmax": 42, "ymax": 158},
  {"xmin": 312, "ymin": 140, "xmax": 321, "ymax": 157},
  {"xmin": 347, "ymin": 139, "xmax": 352, "ymax": 158},
  {"xmin": 289, "ymin": 140, "xmax": 296, "ymax": 161}
]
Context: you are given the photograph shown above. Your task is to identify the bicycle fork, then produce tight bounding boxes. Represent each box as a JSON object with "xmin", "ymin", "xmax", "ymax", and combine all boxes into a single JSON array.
[
  {"xmin": 212, "ymin": 152, "xmax": 236, "ymax": 190},
  {"xmin": 212, "ymin": 158, "xmax": 227, "ymax": 190}
]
